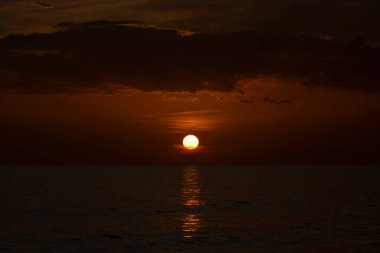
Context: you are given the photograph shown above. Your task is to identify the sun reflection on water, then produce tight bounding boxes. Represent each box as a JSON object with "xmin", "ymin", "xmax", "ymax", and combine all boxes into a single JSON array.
[
  {"xmin": 181, "ymin": 165, "xmax": 204, "ymax": 238},
  {"xmin": 182, "ymin": 214, "xmax": 201, "ymax": 238}
]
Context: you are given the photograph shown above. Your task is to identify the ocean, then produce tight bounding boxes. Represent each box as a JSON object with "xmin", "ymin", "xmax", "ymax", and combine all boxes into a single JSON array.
[{"xmin": 1, "ymin": 166, "xmax": 379, "ymax": 252}]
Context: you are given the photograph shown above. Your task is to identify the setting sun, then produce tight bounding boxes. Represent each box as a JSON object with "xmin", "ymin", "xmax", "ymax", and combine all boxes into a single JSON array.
[{"xmin": 183, "ymin": 135, "xmax": 199, "ymax": 150}]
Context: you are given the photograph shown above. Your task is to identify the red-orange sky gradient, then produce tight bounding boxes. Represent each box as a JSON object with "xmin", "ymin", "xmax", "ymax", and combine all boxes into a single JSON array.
[{"xmin": 0, "ymin": 1, "xmax": 379, "ymax": 164}]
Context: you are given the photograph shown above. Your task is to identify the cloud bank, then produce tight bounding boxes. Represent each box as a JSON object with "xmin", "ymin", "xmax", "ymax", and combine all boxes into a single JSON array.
[
  {"xmin": 0, "ymin": 20, "xmax": 379, "ymax": 94},
  {"xmin": 31, "ymin": 1, "xmax": 54, "ymax": 9}
]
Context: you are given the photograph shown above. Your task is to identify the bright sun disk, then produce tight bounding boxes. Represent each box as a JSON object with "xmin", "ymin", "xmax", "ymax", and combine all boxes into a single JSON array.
[{"xmin": 183, "ymin": 135, "xmax": 199, "ymax": 150}]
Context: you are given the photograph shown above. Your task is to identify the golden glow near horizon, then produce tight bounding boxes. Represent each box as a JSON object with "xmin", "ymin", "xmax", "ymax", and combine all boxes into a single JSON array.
[{"xmin": 183, "ymin": 135, "xmax": 199, "ymax": 150}]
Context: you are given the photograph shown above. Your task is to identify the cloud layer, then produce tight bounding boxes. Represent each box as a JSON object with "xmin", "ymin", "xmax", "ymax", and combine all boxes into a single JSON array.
[{"xmin": 0, "ymin": 21, "xmax": 379, "ymax": 94}]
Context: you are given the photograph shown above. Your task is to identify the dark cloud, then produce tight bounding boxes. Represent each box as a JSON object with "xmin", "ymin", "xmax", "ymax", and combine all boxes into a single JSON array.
[
  {"xmin": 240, "ymin": 97, "xmax": 292, "ymax": 104},
  {"xmin": 136, "ymin": 0, "xmax": 380, "ymax": 40},
  {"xmin": 263, "ymin": 97, "xmax": 292, "ymax": 104},
  {"xmin": 240, "ymin": 100, "xmax": 255, "ymax": 104},
  {"xmin": 55, "ymin": 20, "xmax": 145, "ymax": 30},
  {"xmin": 246, "ymin": 0, "xmax": 380, "ymax": 38},
  {"xmin": 31, "ymin": 1, "xmax": 54, "ymax": 9},
  {"xmin": 275, "ymin": 99, "xmax": 291, "ymax": 104},
  {"xmin": 1, "ymin": 0, "xmax": 380, "ymax": 41},
  {"xmin": 0, "ymin": 21, "xmax": 379, "ymax": 94}
]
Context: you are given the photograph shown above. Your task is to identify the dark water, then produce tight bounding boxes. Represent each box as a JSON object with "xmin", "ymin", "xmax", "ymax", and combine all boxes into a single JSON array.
[{"xmin": 0, "ymin": 166, "xmax": 379, "ymax": 252}]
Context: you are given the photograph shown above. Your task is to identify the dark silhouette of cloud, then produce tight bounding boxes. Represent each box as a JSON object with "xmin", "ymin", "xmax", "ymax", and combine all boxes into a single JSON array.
[
  {"xmin": 0, "ymin": 20, "xmax": 379, "ymax": 94},
  {"xmin": 240, "ymin": 100, "xmax": 255, "ymax": 104},
  {"xmin": 55, "ymin": 20, "xmax": 145, "ymax": 30},
  {"xmin": 31, "ymin": 1, "xmax": 54, "ymax": 9},
  {"xmin": 1, "ymin": 0, "xmax": 380, "ymax": 41},
  {"xmin": 263, "ymin": 97, "xmax": 292, "ymax": 104},
  {"xmin": 274, "ymin": 99, "xmax": 291, "ymax": 104},
  {"xmin": 135, "ymin": 0, "xmax": 380, "ymax": 41}
]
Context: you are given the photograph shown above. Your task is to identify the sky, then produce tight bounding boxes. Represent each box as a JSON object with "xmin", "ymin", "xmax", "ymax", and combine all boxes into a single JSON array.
[
  {"xmin": 1, "ymin": 0, "xmax": 380, "ymax": 41},
  {"xmin": 0, "ymin": 0, "xmax": 379, "ymax": 164}
]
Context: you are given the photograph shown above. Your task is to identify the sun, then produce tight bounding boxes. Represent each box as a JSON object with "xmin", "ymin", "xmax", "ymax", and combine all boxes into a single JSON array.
[{"xmin": 183, "ymin": 135, "xmax": 199, "ymax": 150}]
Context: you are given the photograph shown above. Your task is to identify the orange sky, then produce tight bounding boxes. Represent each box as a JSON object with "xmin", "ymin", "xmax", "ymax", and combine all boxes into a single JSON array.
[
  {"xmin": 1, "ymin": 82, "xmax": 379, "ymax": 164},
  {"xmin": 0, "ymin": 1, "xmax": 379, "ymax": 164}
]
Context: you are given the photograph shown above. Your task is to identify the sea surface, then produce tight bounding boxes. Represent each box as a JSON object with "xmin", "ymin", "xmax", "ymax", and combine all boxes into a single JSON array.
[{"xmin": 0, "ymin": 166, "xmax": 379, "ymax": 252}]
